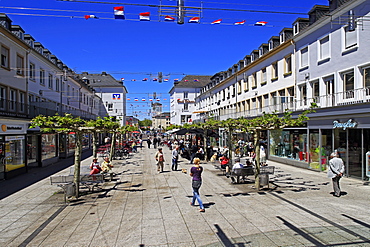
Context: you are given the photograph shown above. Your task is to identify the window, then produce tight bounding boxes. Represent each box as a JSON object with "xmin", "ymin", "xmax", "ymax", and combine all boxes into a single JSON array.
[
  {"xmin": 55, "ymin": 78, "xmax": 60, "ymax": 92},
  {"xmin": 9, "ymin": 89, "xmax": 16, "ymax": 111},
  {"xmin": 19, "ymin": 92, "xmax": 25, "ymax": 112},
  {"xmin": 284, "ymin": 54, "xmax": 292, "ymax": 75},
  {"xmin": 1, "ymin": 45, "xmax": 9, "ymax": 69},
  {"xmin": 312, "ymin": 80, "xmax": 320, "ymax": 103},
  {"xmin": 106, "ymin": 102, "xmax": 113, "ymax": 111},
  {"xmin": 363, "ymin": 67, "xmax": 370, "ymax": 90},
  {"xmin": 232, "ymin": 85, "xmax": 236, "ymax": 97},
  {"xmin": 300, "ymin": 47, "xmax": 309, "ymax": 68},
  {"xmin": 16, "ymin": 54, "xmax": 24, "ymax": 76},
  {"xmin": 299, "ymin": 85, "xmax": 307, "ymax": 106},
  {"xmin": 40, "ymin": 69, "xmax": 45, "ymax": 85},
  {"xmin": 0, "ymin": 86, "xmax": 5, "ymax": 109},
  {"xmin": 251, "ymin": 73, "xmax": 257, "ymax": 89},
  {"xmin": 343, "ymin": 70, "xmax": 354, "ymax": 99},
  {"xmin": 48, "ymin": 74, "xmax": 53, "ymax": 89},
  {"xmin": 183, "ymin": 91, "xmax": 189, "ymax": 99},
  {"xmin": 29, "ymin": 63, "xmax": 35, "ymax": 80},
  {"xmin": 271, "ymin": 62, "xmax": 278, "ymax": 80},
  {"xmin": 243, "ymin": 77, "xmax": 249, "ymax": 92},
  {"xmin": 318, "ymin": 35, "xmax": 330, "ymax": 61},
  {"xmin": 344, "ymin": 26, "xmax": 357, "ymax": 50},
  {"xmin": 237, "ymin": 80, "xmax": 242, "ymax": 94},
  {"xmin": 261, "ymin": 68, "xmax": 267, "ymax": 85},
  {"xmin": 184, "ymin": 103, "xmax": 189, "ymax": 111}
]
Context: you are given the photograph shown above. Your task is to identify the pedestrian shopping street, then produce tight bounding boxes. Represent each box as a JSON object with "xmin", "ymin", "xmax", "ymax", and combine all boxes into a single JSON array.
[{"xmin": 0, "ymin": 145, "xmax": 369, "ymax": 246}]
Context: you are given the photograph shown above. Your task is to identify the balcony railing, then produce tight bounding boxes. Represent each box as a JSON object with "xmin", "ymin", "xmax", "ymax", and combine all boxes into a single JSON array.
[
  {"xmin": 201, "ymin": 87, "xmax": 370, "ymax": 121},
  {"xmin": 0, "ymin": 99, "xmax": 97, "ymax": 120}
]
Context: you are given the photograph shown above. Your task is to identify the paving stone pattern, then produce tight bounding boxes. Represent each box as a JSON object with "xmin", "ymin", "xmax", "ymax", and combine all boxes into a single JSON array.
[{"xmin": 0, "ymin": 146, "xmax": 370, "ymax": 246}]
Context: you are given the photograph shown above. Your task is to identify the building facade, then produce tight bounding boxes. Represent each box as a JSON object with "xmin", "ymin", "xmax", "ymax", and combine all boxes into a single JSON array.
[
  {"xmin": 195, "ymin": 0, "xmax": 370, "ymax": 180},
  {"xmin": 0, "ymin": 13, "xmax": 106, "ymax": 179},
  {"xmin": 169, "ymin": 75, "xmax": 211, "ymax": 125}
]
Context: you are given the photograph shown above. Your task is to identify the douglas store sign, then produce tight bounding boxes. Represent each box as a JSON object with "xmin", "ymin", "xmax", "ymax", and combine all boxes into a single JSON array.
[{"xmin": 333, "ymin": 119, "xmax": 358, "ymax": 130}]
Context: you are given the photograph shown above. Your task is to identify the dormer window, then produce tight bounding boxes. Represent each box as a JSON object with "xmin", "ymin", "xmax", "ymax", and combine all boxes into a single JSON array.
[
  {"xmin": 269, "ymin": 40, "xmax": 274, "ymax": 50},
  {"xmin": 293, "ymin": 23, "xmax": 299, "ymax": 35},
  {"xmin": 280, "ymin": 33, "xmax": 285, "ymax": 43}
]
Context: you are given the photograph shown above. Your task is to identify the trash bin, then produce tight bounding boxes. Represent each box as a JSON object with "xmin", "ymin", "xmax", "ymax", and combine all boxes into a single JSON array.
[
  {"xmin": 259, "ymin": 166, "xmax": 275, "ymax": 187},
  {"xmin": 66, "ymin": 183, "xmax": 76, "ymax": 197},
  {"xmin": 259, "ymin": 173, "xmax": 269, "ymax": 186}
]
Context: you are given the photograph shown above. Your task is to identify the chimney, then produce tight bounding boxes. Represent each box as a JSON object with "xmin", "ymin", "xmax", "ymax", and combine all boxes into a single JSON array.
[{"xmin": 101, "ymin": 71, "xmax": 107, "ymax": 76}]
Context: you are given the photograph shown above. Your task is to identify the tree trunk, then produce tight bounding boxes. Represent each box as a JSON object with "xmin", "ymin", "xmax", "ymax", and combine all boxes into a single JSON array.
[
  {"xmin": 254, "ymin": 130, "xmax": 261, "ymax": 190},
  {"xmin": 109, "ymin": 132, "xmax": 116, "ymax": 161},
  {"xmin": 73, "ymin": 131, "xmax": 83, "ymax": 198},
  {"xmin": 92, "ymin": 132, "xmax": 97, "ymax": 159}
]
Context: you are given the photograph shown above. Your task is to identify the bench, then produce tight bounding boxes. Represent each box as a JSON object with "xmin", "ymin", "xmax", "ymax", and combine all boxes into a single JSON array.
[
  {"xmin": 50, "ymin": 174, "xmax": 104, "ymax": 202},
  {"xmin": 230, "ymin": 167, "xmax": 255, "ymax": 184},
  {"xmin": 70, "ymin": 166, "xmax": 115, "ymax": 181}
]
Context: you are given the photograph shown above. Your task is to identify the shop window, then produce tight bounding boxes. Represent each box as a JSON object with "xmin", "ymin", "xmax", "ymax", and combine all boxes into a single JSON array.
[
  {"xmin": 27, "ymin": 135, "xmax": 38, "ymax": 164},
  {"xmin": 4, "ymin": 136, "xmax": 26, "ymax": 172},
  {"xmin": 41, "ymin": 134, "xmax": 56, "ymax": 160}
]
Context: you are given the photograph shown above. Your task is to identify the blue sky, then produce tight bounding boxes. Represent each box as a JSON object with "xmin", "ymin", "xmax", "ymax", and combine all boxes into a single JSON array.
[{"xmin": 1, "ymin": 0, "xmax": 328, "ymax": 119}]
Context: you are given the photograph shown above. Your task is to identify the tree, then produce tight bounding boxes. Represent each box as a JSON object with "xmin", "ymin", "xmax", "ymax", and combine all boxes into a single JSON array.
[
  {"xmin": 238, "ymin": 104, "xmax": 316, "ymax": 189},
  {"xmin": 139, "ymin": 119, "xmax": 152, "ymax": 130},
  {"xmin": 31, "ymin": 114, "xmax": 90, "ymax": 198},
  {"xmin": 85, "ymin": 116, "xmax": 121, "ymax": 159}
]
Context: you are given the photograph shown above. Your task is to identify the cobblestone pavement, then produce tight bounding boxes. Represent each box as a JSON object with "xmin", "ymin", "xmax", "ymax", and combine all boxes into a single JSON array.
[{"xmin": 0, "ymin": 146, "xmax": 370, "ymax": 247}]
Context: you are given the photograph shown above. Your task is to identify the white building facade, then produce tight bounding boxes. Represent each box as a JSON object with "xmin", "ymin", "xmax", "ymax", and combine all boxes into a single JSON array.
[{"xmin": 195, "ymin": 0, "xmax": 370, "ymax": 180}]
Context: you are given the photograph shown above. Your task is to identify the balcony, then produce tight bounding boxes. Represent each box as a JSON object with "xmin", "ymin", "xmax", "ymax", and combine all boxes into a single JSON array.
[
  {"xmin": 206, "ymin": 87, "xmax": 370, "ymax": 120},
  {"xmin": 0, "ymin": 99, "xmax": 97, "ymax": 120}
]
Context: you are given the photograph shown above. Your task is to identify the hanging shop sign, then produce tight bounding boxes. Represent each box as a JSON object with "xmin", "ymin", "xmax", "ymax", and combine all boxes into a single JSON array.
[{"xmin": 332, "ymin": 119, "xmax": 358, "ymax": 130}]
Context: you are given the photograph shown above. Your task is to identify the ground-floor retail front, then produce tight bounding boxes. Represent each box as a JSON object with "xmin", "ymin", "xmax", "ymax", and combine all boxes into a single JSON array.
[{"xmin": 269, "ymin": 115, "xmax": 370, "ymax": 180}]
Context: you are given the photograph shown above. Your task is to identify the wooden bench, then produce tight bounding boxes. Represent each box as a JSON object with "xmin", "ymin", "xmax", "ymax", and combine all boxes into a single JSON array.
[{"xmin": 230, "ymin": 167, "xmax": 255, "ymax": 184}]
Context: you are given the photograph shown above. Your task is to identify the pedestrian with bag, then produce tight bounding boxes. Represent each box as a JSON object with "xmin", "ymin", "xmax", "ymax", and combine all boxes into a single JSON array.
[
  {"xmin": 327, "ymin": 152, "xmax": 345, "ymax": 197},
  {"xmin": 155, "ymin": 147, "xmax": 165, "ymax": 173},
  {"xmin": 190, "ymin": 158, "xmax": 205, "ymax": 212}
]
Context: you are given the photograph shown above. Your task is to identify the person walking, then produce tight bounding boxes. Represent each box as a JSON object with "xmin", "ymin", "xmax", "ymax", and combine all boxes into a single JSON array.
[
  {"xmin": 190, "ymin": 158, "xmax": 205, "ymax": 212},
  {"xmin": 172, "ymin": 146, "xmax": 179, "ymax": 171},
  {"xmin": 147, "ymin": 138, "xmax": 152, "ymax": 149},
  {"xmin": 327, "ymin": 152, "xmax": 345, "ymax": 197},
  {"xmin": 155, "ymin": 147, "xmax": 165, "ymax": 173}
]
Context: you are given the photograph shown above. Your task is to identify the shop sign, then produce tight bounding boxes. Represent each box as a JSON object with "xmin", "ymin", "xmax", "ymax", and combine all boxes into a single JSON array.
[
  {"xmin": 333, "ymin": 119, "xmax": 357, "ymax": 130},
  {"xmin": 5, "ymin": 136, "xmax": 25, "ymax": 141},
  {"xmin": 1, "ymin": 124, "xmax": 26, "ymax": 134}
]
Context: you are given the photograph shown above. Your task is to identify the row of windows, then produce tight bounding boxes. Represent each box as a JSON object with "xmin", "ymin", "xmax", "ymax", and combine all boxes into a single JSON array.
[{"xmin": 299, "ymin": 27, "xmax": 358, "ymax": 69}]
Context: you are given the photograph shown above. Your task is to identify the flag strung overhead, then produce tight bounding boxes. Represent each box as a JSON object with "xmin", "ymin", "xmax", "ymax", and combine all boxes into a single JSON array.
[
  {"xmin": 121, "ymin": 78, "xmax": 125, "ymax": 82},
  {"xmin": 131, "ymin": 79, "xmax": 136, "ymax": 81},
  {"xmin": 85, "ymin": 15, "xmax": 98, "ymax": 20},
  {"xmin": 142, "ymin": 78, "xmax": 148, "ymax": 81},
  {"xmin": 153, "ymin": 78, "xmax": 158, "ymax": 81},
  {"xmin": 211, "ymin": 19, "xmax": 222, "ymax": 24},
  {"xmin": 189, "ymin": 17, "xmax": 200, "ymax": 23},
  {"xmin": 127, "ymin": 97, "xmax": 130, "ymax": 100},
  {"xmin": 255, "ymin": 21, "xmax": 267, "ymax": 26},
  {"xmin": 134, "ymin": 98, "xmax": 138, "ymax": 101},
  {"xmin": 140, "ymin": 12, "xmax": 150, "ymax": 21},
  {"xmin": 142, "ymin": 97, "xmax": 146, "ymax": 101},
  {"xmin": 114, "ymin": 6, "xmax": 125, "ymax": 19},
  {"xmin": 163, "ymin": 78, "xmax": 169, "ymax": 82},
  {"xmin": 164, "ymin": 16, "xmax": 175, "ymax": 22},
  {"xmin": 234, "ymin": 20, "xmax": 245, "ymax": 25}
]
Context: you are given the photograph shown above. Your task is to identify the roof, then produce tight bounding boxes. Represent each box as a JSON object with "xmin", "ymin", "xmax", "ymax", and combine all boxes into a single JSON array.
[
  {"xmin": 79, "ymin": 72, "xmax": 124, "ymax": 87},
  {"xmin": 168, "ymin": 75, "xmax": 211, "ymax": 93}
]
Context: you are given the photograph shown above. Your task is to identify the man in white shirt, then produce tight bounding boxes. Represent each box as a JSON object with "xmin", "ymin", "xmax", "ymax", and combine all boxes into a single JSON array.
[
  {"xmin": 231, "ymin": 157, "xmax": 244, "ymax": 183},
  {"xmin": 327, "ymin": 152, "xmax": 345, "ymax": 197},
  {"xmin": 172, "ymin": 146, "xmax": 179, "ymax": 171}
]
